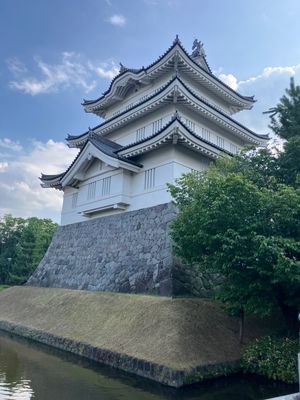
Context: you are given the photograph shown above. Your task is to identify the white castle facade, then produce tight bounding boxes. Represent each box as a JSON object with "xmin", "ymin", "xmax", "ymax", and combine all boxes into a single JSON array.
[{"xmin": 41, "ymin": 38, "xmax": 268, "ymax": 226}]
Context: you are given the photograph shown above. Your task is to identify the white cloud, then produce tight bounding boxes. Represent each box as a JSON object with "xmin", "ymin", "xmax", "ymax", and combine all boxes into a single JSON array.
[
  {"xmin": 0, "ymin": 138, "xmax": 22, "ymax": 151},
  {"xmin": 88, "ymin": 61, "xmax": 119, "ymax": 79},
  {"xmin": 8, "ymin": 53, "xmax": 120, "ymax": 96},
  {"xmin": 6, "ymin": 58, "xmax": 28, "ymax": 76},
  {"xmin": 218, "ymin": 63, "xmax": 300, "ymax": 135},
  {"xmin": 107, "ymin": 14, "xmax": 126, "ymax": 27},
  {"xmin": 9, "ymin": 53, "xmax": 97, "ymax": 96},
  {"xmin": 0, "ymin": 162, "xmax": 8, "ymax": 172},
  {"xmin": 219, "ymin": 63, "xmax": 300, "ymax": 91},
  {"xmin": 0, "ymin": 140, "xmax": 78, "ymax": 222},
  {"xmin": 238, "ymin": 64, "xmax": 300, "ymax": 87},
  {"xmin": 218, "ymin": 73, "xmax": 239, "ymax": 90}
]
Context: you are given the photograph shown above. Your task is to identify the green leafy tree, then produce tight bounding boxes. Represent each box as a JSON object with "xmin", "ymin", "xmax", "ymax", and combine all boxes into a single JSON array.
[
  {"xmin": 277, "ymin": 136, "xmax": 300, "ymax": 188},
  {"xmin": 0, "ymin": 215, "xmax": 25, "ymax": 283},
  {"xmin": 0, "ymin": 215, "xmax": 57, "ymax": 285},
  {"xmin": 265, "ymin": 77, "xmax": 300, "ymax": 140},
  {"xmin": 168, "ymin": 163, "xmax": 300, "ymax": 340}
]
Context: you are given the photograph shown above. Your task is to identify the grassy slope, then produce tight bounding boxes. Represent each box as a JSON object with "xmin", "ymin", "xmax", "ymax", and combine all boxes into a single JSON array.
[{"xmin": 0, "ymin": 286, "xmax": 282, "ymax": 370}]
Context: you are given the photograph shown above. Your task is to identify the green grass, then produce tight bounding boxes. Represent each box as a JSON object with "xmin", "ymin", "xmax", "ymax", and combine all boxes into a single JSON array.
[
  {"xmin": 0, "ymin": 285, "xmax": 10, "ymax": 292},
  {"xmin": 0, "ymin": 286, "xmax": 284, "ymax": 370}
]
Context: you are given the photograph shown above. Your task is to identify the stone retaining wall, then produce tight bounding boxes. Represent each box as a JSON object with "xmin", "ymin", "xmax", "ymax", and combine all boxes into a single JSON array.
[{"xmin": 28, "ymin": 203, "xmax": 215, "ymax": 296}]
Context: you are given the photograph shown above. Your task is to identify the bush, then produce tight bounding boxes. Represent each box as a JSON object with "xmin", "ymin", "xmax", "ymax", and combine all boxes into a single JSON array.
[{"xmin": 241, "ymin": 336, "xmax": 299, "ymax": 384}]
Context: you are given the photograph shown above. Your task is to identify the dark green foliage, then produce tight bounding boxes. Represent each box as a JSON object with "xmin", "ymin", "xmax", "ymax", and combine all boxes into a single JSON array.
[
  {"xmin": 264, "ymin": 77, "xmax": 300, "ymax": 140},
  {"xmin": 278, "ymin": 136, "xmax": 300, "ymax": 188},
  {"xmin": 241, "ymin": 336, "xmax": 298, "ymax": 383},
  {"xmin": 168, "ymin": 163, "xmax": 300, "ymax": 324},
  {"xmin": 0, "ymin": 215, "xmax": 57, "ymax": 285}
]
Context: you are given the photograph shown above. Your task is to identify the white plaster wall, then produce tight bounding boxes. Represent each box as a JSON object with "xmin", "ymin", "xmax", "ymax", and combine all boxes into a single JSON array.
[
  {"xmin": 177, "ymin": 106, "xmax": 245, "ymax": 152},
  {"xmin": 60, "ymin": 145, "xmax": 213, "ymax": 225},
  {"xmin": 103, "ymin": 104, "xmax": 244, "ymax": 156},
  {"xmin": 104, "ymin": 105, "xmax": 174, "ymax": 146}
]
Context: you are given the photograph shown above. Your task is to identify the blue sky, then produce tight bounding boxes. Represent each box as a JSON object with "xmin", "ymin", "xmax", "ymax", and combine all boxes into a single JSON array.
[{"xmin": 1, "ymin": 0, "xmax": 300, "ymax": 222}]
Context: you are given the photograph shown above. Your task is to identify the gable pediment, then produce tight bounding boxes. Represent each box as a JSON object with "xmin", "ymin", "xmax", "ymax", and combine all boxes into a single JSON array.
[{"xmin": 60, "ymin": 140, "xmax": 141, "ymax": 188}]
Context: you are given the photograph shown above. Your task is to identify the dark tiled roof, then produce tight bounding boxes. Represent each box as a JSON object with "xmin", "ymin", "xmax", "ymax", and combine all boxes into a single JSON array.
[
  {"xmin": 176, "ymin": 77, "xmax": 268, "ymax": 140},
  {"xmin": 41, "ymin": 136, "xmax": 142, "ymax": 184},
  {"xmin": 69, "ymin": 76, "xmax": 267, "ymax": 144},
  {"xmin": 82, "ymin": 37, "xmax": 254, "ymax": 107},
  {"xmin": 67, "ymin": 76, "xmax": 177, "ymax": 142},
  {"xmin": 40, "ymin": 172, "xmax": 64, "ymax": 181},
  {"xmin": 89, "ymin": 136, "xmax": 142, "ymax": 167}
]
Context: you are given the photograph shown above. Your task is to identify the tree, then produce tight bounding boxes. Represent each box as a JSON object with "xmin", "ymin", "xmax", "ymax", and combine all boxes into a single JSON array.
[
  {"xmin": 0, "ymin": 215, "xmax": 25, "ymax": 283},
  {"xmin": 0, "ymin": 215, "xmax": 57, "ymax": 285},
  {"xmin": 168, "ymin": 160, "xmax": 300, "ymax": 340},
  {"xmin": 277, "ymin": 136, "xmax": 300, "ymax": 188},
  {"xmin": 264, "ymin": 77, "xmax": 300, "ymax": 140}
]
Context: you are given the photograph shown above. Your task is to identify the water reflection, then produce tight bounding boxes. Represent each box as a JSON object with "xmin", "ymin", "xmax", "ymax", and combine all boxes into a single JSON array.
[{"xmin": 0, "ymin": 332, "xmax": 297, "ymax": 400}]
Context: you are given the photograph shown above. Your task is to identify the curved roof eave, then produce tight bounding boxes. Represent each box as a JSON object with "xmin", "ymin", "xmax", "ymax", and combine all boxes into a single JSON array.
[
  {"xmin": 69, "ymin": 77, "xmax": 268, "ymax": 148},
  {"xmin": 42, "ymin": 137, "xmax": 142, "ymax": 189},
  {"xmin": 116, "ymin": 116, "xmax": 232, "ymax": 158},
  {"xmin": 82, "ymin": 38, "xmax": 255, "ymax": 111}
]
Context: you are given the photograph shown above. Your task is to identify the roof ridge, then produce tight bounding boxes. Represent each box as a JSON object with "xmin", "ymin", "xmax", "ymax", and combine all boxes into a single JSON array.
[
  {"xmin": 116, "ymin": 113, "xmax": 232, "ymax": 156},
  {"xmin": 176, "ymin": 76, "xmax": 267, "ymax": 139},
  {"xmin": 82, "ymin": 39, "xmax": 254, "ymax": 108},
  {"xmin": 67, "ymin": 76, "xmax": 177, "ymax": 142}
]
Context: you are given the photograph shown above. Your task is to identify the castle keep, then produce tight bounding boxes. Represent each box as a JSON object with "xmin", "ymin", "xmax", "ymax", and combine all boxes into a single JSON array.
[{"xmin": 28, "ymin": 38, "xmax": 268, "ymax": 295}]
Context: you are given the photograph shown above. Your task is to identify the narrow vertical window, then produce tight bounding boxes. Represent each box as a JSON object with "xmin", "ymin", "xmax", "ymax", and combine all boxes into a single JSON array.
[
  {"xmin": 72, "ymin": 193, "xmax": 78, "ymax": 209},
  {"xmin": 185, "ymin": 119, "xmax": 195, "ymax": 131},
  {"xmin": 144, "ymin": 168, "xmax": 156, "ymax": 190},
  {"xmin": 136, "ymin": 127, "xmax": 146, "ymax": 141},
  {"xmin": 217, "ymin": 136, "xmax": 225, "ymax": 148},
  {"xmin": 87, "ymin": 181, "xmax": 96, "ymax": 200},
  {"xmin": 201, "ymin": 127, "xmax": 211, "ymax": 141},
  {"xmin": 101, "ymin": 177, "xmax": 111, "ymax": 196},
  {"xmin": 230, "ymin": 143, "xmax": 238, "ymax": 154},
  {"xmin": 152, "ymin": 119, "xmax": 162, "ymax": 134}
]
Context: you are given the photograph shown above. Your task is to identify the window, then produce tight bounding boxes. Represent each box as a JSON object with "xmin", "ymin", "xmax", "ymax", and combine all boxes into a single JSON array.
[
  {"xmin": 136, "ymin": 127, "xmax": 146, "ymax": 141},
  {"xmin": 230, "ymin": 143, "xmax": 239, "ymax": 154},
  {"xmin": 101, "ymin": 177, "xmax": 111, "ymax": 196},
  {"xmin": 217, "ymin": 136, "xmax": 225, "ymax": 148},
  {"xmin": 71, "ymin": 193, "xmax": 78, "ymax": 208},
  {"xmin": 87, "ymin": 181, "xmax": 96, "ymax": 200},
  {"xmin": 144, "ymin": 168, "xmax": 156, "ymax": 190},
  {"xmin": 185, "ymin": 119, "xmax": 195, "ymax": 131},
  {"xmin": 152, "ymin": 119, "xmax": 162, "ymax": 134},
  {"xmin": 201, "ymin": 127, "xmax": 211, "ymax": 141}
]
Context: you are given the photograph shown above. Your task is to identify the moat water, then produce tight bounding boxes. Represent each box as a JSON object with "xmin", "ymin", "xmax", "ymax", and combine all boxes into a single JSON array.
[{"xmin": 0, "ymin": 332, "xmax": 297, "ymax": 400}]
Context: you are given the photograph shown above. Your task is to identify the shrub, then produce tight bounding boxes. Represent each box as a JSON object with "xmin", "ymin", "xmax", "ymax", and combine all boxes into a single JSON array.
[{"xmin": 241, "ymin": 336, "xmax": 298, "ymax": 384}]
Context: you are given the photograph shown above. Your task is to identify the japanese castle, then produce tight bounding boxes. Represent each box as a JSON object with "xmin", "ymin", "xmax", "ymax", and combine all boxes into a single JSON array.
[{"xmin": 41, "ymin": 37, "xmax": 268, "ymax": 226}]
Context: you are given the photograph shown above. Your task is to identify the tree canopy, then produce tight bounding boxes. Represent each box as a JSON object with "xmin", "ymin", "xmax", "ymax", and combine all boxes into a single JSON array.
[
  {"xmin": 265, "ymin": 77, "xmax": 300, "ymax": 140},
  {"xmin": 169, "ymin": 158, "xmax": 300, "ymax": 322},
  {"xmin": 0, "ymin": 215, "xmax": 57, "ymax": 285}
]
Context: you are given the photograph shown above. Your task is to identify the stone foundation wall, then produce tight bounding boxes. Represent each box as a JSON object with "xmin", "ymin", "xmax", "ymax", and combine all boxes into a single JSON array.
[
  {"xmin": 28, "ymin": 203, "xmax": 176, "ymax": 296},
  {"xmin": 28, "ymin": 203, "xmax": 215, "ymax": 296}
]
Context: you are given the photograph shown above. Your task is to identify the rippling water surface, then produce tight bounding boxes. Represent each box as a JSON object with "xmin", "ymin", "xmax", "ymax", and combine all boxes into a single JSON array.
[{"xmin": 0, "ymin": 332, "xmax": 297, "ymax": 400}]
